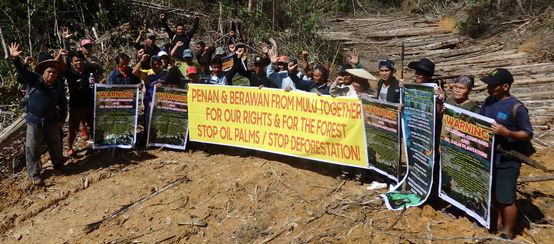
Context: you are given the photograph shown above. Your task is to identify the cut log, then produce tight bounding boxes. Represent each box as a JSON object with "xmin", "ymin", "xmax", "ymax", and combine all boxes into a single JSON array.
[
  {"xmin": 0, "ymin": 115, "xmax": 26, "ymax": 150},
  {"xmin": 518, "ymin": 174, "xmax": 554, "ymax": 182},
  {"xmin": 366, "ymin": 28, "xmax": 449, "ymax": 39},
  {"xmin": 437, "ymin": 52, "xmax": 526, "ymax": 66},
  {"xmin": 434, "ymin": 46, "xmax": 504, "ymax": 62}
]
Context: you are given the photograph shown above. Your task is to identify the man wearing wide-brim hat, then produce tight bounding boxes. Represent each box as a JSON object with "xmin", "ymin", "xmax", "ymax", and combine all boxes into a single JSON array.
[
  {"xmin": 9, "ymin": 42, "xmax": 68, "ymax": 185},
  {"xmin": 407, "ymin": 58, "xmax": 445, "ymax": 102},
  {"xmin": 408, "ymin": 58, "xmax": 437, "ymax": 83}
]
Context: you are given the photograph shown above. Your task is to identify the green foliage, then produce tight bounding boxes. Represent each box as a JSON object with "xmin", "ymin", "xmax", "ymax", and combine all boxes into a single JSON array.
[
  {"xmin": 456, "ymin": 0, "xmax": 554, "ymax": 37},
  {"xmin": 221, "ymin": 0, "xmax": 346, "ymax": 65}
]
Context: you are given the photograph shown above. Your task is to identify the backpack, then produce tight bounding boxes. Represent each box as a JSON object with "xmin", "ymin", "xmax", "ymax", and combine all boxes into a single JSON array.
[
  {"xmin": 20, "ymin": 87, "xmax": 37, "ymax": 112},
  {"xmin": 511, "ymin": 103, "xmax": 536, "ymax": 156}
]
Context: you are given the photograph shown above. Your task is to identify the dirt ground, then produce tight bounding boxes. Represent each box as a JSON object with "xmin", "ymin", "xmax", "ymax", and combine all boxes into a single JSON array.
[{"xmin": 0, "ymin": 142, "xmax": 552, "ymax": 243}]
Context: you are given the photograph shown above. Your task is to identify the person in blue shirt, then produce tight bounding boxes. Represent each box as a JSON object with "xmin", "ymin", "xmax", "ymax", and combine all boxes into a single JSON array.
[
  {"xmin": 209, "ymin": 58, "xmax": 227, "ymax": 85},
  {"xmin": 107, "ymin": 53, "xmax": 141, "ymax": 85},
  {"xmin": 9, "ymin": 43, "xmax": 68, "ymax": 185},
  {"xmin": 479, "ymin": 68, "xmax": 533, "ymax": 240}
]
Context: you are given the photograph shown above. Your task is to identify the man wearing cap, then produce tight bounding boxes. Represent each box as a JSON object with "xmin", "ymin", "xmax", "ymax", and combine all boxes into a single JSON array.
[
  {"xmin": 160, "ymin": 13, "xmax": 200, "ymax": 56},
  {"xmin": 60, "ymin": 27, "xmax": 104, "ymax": 76},
  {"xmin": 175, "ymin": 48, "xmax": 202, "ymax": 81},
  {"xmin": 133, "ymin": 31, "xmax": 161, "ymax": 69},
  {"xmin": 79, "ymin": 39, "xmax": 104, "ymax": 76},
  {"xmin": 157, "ymin": 51, "xmax": 172, "ymax": 70},
  {"xmin": 266, "ymin": 49, "xmax": 305, "ymax": 88},
  {"xmin": 9, "ymin": 43, "xmax": 68, "ymax": 185},
  {"xmin": 479, "ymin": 68, "xmax": 533, "ymax": 239},
  {"xmin": 186, "ymin": 66, "xmax": 201, "ymax": 84},
  {"xmin": 376, "ymin": 59, "xmax": 400, "ymax": 103},
  {"xmin": 246, "ymin": 55, "xmax": 276, "ymax": 88}
]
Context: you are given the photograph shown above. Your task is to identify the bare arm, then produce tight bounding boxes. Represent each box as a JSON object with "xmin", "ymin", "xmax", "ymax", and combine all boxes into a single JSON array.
[
  {"xmin": 492, "ymin": 122, "xmax": 533, "ymax": 140},
  {"xmin": 133, "ymin": 52, "xmax": 149, "ymax": 78},
  {"xmin": 135, "ymin": 30, "xmax": 145, "ymax": 44},
  {"xmin": 160, "ymin": 13, "xmax": 175, "ymax": 39},
  {"xmin": 187, "ymin": 14, "xmax": 200, "ymax": 37},
  {"xmin": 301, "ymin": 51, "xmax": 312, "ymax": 78},
  {"xmin": 170, "ymin": 41, "xmax": 184, "ymax": 59}
]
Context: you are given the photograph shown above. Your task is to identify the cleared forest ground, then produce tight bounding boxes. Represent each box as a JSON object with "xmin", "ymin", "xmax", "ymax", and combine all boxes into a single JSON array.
[{"xmin": 0, "ymin": 14, "xmax": 553, "ymax": 243}]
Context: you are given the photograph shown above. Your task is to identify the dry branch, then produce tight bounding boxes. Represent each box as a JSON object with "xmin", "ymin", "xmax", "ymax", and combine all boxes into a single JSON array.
[
  {"xmin": 127, "ymin": 0, "xmax": 203, "ymax": 18},
  {"xmin": 84, "ymin": 175, "xmax": 190, "ymax": 233},
  {"xmin": 0, "ymin": 115, "xmax": 26, "ymax": 150},
  {"xmin": 258, "ymin": 217, "xmax": 300, "ymax": 244}
]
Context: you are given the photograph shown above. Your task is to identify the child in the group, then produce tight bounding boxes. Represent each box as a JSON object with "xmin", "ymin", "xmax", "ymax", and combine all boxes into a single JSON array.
[{"xmin": 209, "ymin": 58, "xmax": 227, "ymax": 85}]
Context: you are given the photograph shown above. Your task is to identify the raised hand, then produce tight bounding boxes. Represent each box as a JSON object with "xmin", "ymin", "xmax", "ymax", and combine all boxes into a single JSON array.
[
  {"xmin": 236, "ymin": 47, "xmax": 245, "ymax": 57},
  {"xmin": 175, "ymin": 41, "xmax": 184, "ymax": 47},
  {"xmin": 139, "ymin": 30, "xmax": 146, "ymax": 37},
  {"xmin": 260, "ymin": 42, "xmax": 269, "ymax": 54},
  {"xmin": 59, "ymin": 49, "xmax": 69, "ymax": 56},
  {"xmin": 140, "ymin": 53, "xmax": 150, "ymax": 63},
  {"xmin": 301, "ymin": 51, "xmax": 309, "ymax": 59},
  {"xmin": 203, "ymin": 46, "xmax": 212, "ymax": 55},
  {"xmin": 60, "ymin": 26, "xmax": 73, "ymax": 40},
  {"xmin": 268, "ymin": 49, "xmax": 278, "ymax": 64},
  {"xmin": 335, "ymin": 76, "xmax": 345, "ymax": 85},
  {"xmin": 347, "ymin": 49, "xmax": 360, "ymax": 65},
  {"xmin": 288, "ymin": 62, "xmax": 299, "ymax": 72},
  {"xmin": 137, "ymin": 49, "xmax": 145, "ymax": 57},
  {"xmin": 8, "ymin": 42, "xmax": 22, "ymax": 58},
  {"xmin": 24, "ymin": 56, "xmax": 34, "ymax": 65}
]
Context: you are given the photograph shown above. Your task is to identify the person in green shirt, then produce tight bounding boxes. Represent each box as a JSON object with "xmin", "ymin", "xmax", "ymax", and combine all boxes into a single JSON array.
[{"xmin": 446, "ymin": 75, "xmax": 479, "ymax": 113}]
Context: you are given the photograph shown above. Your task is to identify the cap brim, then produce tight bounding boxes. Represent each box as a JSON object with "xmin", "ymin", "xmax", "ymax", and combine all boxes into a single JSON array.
[{"xmin": 480, "ymin": 76, "xmax": 501, "ymax": 85}]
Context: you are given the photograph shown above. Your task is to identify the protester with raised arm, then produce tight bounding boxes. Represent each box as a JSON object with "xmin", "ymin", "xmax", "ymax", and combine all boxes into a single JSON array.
[
  {"xmin": 160, "ymin": 13, "xmax": 200, "ymax": 56},
  {"xmin": 133, "ymin": 52, "xmax": 168, "ymax": 130},
  {"xmin": 132, "ymin": 30, "xmax": 161, "ymax": 69},
  {"xmin": 61, "ymin": 26, "xmax": 104, "ymax": 76},
  {"xmin": 9, "ymin": 43, "xmax": 68, "ymax": 185}
]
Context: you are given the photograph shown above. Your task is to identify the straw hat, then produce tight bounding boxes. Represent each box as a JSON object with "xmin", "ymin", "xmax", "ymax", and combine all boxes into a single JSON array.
[
  {"xmin": 35, "ymin": 52, "xmax": 67, "ymax": 74},
  {"xmin": 345, "ymin": 68, "xmax": 377, "ymax": 80}
]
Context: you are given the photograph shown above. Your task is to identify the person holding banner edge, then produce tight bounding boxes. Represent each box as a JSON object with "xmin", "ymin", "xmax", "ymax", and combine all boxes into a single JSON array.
[{"xmin": 479, "ymin": 68, "xmax": 533, "ymax": 240}]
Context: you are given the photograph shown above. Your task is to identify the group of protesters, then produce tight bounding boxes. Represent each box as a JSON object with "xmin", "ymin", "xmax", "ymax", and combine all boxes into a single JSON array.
[{"xmin": 7, "ymin": 12, "xmax": 533, "ymax": 240}]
